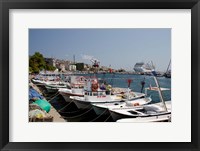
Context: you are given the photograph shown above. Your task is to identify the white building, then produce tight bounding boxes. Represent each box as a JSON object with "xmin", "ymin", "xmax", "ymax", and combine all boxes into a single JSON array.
[{"xmin": 69, "ymin": 64, "xmax": 76, "ymax": 71}]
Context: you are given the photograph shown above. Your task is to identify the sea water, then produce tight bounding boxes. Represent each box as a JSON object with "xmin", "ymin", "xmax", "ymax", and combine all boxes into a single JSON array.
[{"xmin": 82, "ymin": 73, "xmax": 171, "ymax": 103}]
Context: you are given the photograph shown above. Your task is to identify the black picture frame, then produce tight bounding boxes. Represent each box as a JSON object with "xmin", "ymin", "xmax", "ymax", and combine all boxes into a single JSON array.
[{"xmin": 0, "ymin": 0, "xmax": 199, "ymax": 151}]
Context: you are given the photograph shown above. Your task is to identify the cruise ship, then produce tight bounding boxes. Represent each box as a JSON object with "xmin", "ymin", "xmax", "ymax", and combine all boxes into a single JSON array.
[{"xmin": 133, "ymin": 62, "xmax": 152, "ymax": 74}]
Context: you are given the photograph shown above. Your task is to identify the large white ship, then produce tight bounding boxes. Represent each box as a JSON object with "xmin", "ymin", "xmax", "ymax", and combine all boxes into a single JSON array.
[{"xmin": 133, "ymin": 62, "xmax": 152, "ymax": 73}]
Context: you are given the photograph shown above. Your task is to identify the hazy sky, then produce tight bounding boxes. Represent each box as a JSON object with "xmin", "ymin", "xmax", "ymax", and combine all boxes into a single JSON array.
[{"xmin": 29, "ymin": 28, "xmax": 171, "ymax": 71}]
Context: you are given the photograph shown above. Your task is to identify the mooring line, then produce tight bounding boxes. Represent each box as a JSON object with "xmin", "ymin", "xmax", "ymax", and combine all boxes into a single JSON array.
[
  {"xmin": 90, "ymin": 109, "xmax": 108, "ymax": 122},
  {"xmin": 58, "ymin": 104, "xmax": 92, "ymax": 114},
  {"xmin": 62, "ymin": 107, "xmax": 93, "ymax": 119},
  {"xmin": 47, "ymin": 92, "xmax": 60, "ymax": 102},
  {"xmin": 58, "ymin": 100, "xmax": 74, "ymax": 112},
  {"xmin": 104, "ymin": 114, "xmax": 112, "ymax": 122}
]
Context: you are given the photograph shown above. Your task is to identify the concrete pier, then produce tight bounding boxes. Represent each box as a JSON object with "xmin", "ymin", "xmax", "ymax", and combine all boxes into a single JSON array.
[{"xmin": 48, "ymin": 106, "xmax": 66, "ymax": 122}]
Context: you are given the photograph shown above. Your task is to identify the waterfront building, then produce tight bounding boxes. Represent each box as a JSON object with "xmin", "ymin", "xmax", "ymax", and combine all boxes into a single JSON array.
[{"xmin": 69, "ymin": 64, "xmax": 76, "ymax": 71}]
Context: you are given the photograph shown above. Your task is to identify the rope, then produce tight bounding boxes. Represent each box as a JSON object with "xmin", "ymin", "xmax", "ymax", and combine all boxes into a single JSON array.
[
  {"xmin": 34, "ymin": 83, "xmax": 46, "ymax": 86},
  {"xmin": 58, "ymin": 100, "xmax": 74, "ymax": 112},
  {"xmin": 58, "ymin": 104, "xmax": 92, "ymax": 114},
  {"xmin": 44, "ymin": 90, "xmax": 59, "ymax": 98},
  {"xmin": 61, "ymin": 107, "xmax": 93, "ymax": 119},
  {"xmin": 47, "ymin": 92, "xmax": 60, "ymax": 102},
  {"xmin": 104, "ymin": 114, "xmax": 112, "ymax": 122},
  {"xmin": 89, "ymin": 109, "xmax": 108, "ymax": 122}
]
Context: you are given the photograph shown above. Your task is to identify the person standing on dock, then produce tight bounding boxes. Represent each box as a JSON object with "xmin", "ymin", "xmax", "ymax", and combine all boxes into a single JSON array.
[{"xmin": 140, "ymin": 77, "xmax": 146, "ymax": 93}]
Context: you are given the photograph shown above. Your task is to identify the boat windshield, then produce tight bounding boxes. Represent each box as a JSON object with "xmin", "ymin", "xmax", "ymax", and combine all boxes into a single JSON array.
[{"xmin": 84, "ymin": 90, "xmax": 107, "ymax": 96}]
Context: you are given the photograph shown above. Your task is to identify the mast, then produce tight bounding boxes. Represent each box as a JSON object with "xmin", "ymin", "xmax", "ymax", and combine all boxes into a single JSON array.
[
  {"xmin": 150, "ymin": 61, "xmax": 167, "ymax": 111},
  {"xmin": 166, "ymin": 59, "xmax": 171, "ymax": 73},
  {"xmin": 153, "ymin": 76, "xmax": 168, "ymax": 112}
]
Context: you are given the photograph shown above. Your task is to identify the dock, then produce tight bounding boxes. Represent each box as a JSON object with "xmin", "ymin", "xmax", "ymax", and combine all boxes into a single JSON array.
[
  {"xmin": 48, "ymin": 106, "xmax": 66, "ymax": 122},
  {"xmin": 29, "ymin": 82, "xmax": 66, "ymax": 122}
]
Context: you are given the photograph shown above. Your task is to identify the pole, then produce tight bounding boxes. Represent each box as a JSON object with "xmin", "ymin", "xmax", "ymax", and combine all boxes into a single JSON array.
[
  {"xmin": 153, "ymin": 76, "xmax": 168, "ymax": 112},
  {"xmin": 73, "ymin": 55, "xmax": 75, "ymax": 64},
  {"xmin": 166, "ymin": 59, "xmax": 171, "ymax": 73}
]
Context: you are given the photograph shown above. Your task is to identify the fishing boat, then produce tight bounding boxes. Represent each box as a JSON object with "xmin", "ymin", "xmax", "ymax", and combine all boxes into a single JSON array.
[
  {"xmin": 71, "ymin": 78, "xmax": 146, "ymax": 109},
  {"xmin": 70, "ymin": 90, "xmax": 123, "ymax": 109},
  {"xmin": 31, "ymin": 71, "xmax": 72, "ymax": 85},
  {"xmin": 117, "ymin": 111, "xmax": 171, "ymax": 122},
  {"xmin": 68, "ymin": 75, "xmax": 86, "ymax": 88},
  {"xmin": 108, "ymin": 73, "xmax": 171, "ymax": 122},
  {"xmin": 45, "ymin": 82, "xmax": 70, "ymax": 93},
  {"xmin": 109, "ymin": 101, "xmax": 171, "ymax": 121},
  {"xmin": 121, "ymin": 88, "xmax": 146, "ymax": 101},
  {"xmin": 59, "ymin": 88, "xmax": 84, "ymax": 102},
  {"xmin": 92, "ymin": 96, "xmax": 152, "ymax": 116},
  {"xmin": 31, "ymin": 78, "xmax": 47, "ymax": 85}
]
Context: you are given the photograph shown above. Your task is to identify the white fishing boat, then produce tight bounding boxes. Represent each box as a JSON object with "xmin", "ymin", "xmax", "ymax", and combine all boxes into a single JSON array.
[
  {"xmin": 92, "ymin": 78, "xmax": 150, "ymax": 116},
  {"xmin": 117, "ymin": 112, "xmax": 171, "ymax": 122},
  {"xmin": 109, "ymin": 75, "xmax": 171, "ymax": 122},
  {"xmin": 70, "ymin": 90, "xmax": 123, "ymax": 109},
  {"xmin": 31, "ymin": 78, "xmax": 47, "ymax": 85},
  {"xmin": 110, "ymin": 101, "xmax": 171, "ymax": 121},
  {"xmin": 121, "ymin": 88, "xmax": 146, "ymax": 101},
  {"xmin": 69, "ymin": 75, "xmax": 86, "ymax": 88},
  {"xmin": 92, "ymin": 97, "xmax": 152, "ymax": 115},
  {"xmin": 58, "ymin": 88, "xmax": 84, "ymax": 102},
  {"xmin": 45, "ymin": 82, "xmax": 70, "ymax": 93},
  {"xmin": 71, "ymin": 77, "xmax": 147, "ymax": 109},
  {"xmin": 32, "ymin": 72, "xmax": 65, "ymax": 85}
]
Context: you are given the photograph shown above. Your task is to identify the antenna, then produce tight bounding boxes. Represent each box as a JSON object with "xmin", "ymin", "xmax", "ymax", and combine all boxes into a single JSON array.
[{"xmin": 73, "ymin": 55, "xmax": 75, "ymax": 64}]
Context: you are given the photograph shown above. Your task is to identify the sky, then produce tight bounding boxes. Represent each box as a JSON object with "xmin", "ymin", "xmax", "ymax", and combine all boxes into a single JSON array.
[{"xmin": 29, "ymin": 28, "xmax": 171, "ymax": 72}]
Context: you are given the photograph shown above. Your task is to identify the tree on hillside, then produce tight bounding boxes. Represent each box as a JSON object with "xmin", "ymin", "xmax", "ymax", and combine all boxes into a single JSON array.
[
  {"xmin": 46, "ymin": 64, "xmax": 56, "ymax": 71},
  {"xmin": 29, "ymin": 52, "xmax": 56, "ymax": 73}
]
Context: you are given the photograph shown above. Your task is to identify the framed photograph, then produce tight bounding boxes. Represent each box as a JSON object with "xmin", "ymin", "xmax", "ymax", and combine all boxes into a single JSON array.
[{"xmin": 1, "ymin": 0, "xmax": 199, "ymax": 151}]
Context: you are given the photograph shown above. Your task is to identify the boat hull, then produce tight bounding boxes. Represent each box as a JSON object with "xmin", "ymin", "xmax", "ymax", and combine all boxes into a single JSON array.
[
  {"xmin": 73, "ymin": 99, "xmax": 92, "ymax": 109},
  {"xmin": 60, "ymin": 92, "xmax": 84, "ymax": 103},
  {"xmin": 45, "ymin": 87, "xmax": 59, "ymax": 93},
  {"xmin": 45, "ymin": 84, "xmax": 67, "ymax": 93},
  {"xmin": 110, "ymin": 109, "xmax": 171, "ymax": 122},
  {"xmin": 92, "ymin": 105, "xmax": 110, "ymax": 116},
  {"xmin": 117, "ymin": 113, "xmax": 171, "ymax": 122}
]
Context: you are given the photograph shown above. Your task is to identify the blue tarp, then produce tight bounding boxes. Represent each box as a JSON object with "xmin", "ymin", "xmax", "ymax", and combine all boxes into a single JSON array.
[{"xmin": 29, "ymin": 88, "xmax": 44, "ymax": 100}]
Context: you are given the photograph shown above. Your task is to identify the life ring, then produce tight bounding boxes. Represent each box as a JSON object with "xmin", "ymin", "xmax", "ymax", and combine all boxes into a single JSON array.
[{"xmin": 92, "ymin": 83, "xmax": 98, "ymax": 92}]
